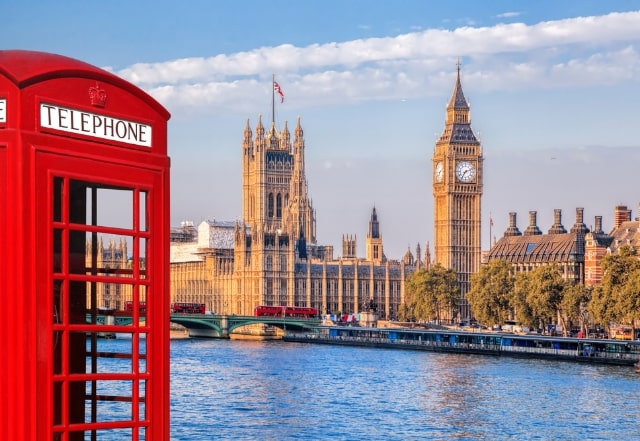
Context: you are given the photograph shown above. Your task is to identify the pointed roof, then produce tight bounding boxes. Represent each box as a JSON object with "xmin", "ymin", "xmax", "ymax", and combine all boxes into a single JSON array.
[
  {"xmin": 295, "ymin": 115, "xmax": 304, "ymax": 137},
  {"xmin": 437, "ymin": 60, "xmax": 479, "ymax": 145},
  {"xmin": 447, "ymin": 61, "xmax": 469, "ymax": 110},
  {"xmin": 368, "ymin": 205, "xmax": 380, "ymax": 239}
]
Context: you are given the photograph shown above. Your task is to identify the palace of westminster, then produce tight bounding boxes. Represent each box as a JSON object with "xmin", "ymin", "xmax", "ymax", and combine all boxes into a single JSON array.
[{"xmin": 93, "ymin": 67, "xmax": 640, "ymax": 322}]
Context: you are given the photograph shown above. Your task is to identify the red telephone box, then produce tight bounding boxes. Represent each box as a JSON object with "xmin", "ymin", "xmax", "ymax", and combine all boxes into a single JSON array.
[{"xmin": 0, "ymin": 50, "xmax": 171, "ymax": 440}]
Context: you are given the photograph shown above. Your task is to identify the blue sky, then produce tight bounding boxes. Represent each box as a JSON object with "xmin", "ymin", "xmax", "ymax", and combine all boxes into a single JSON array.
[{"xmin": 4, "ymin": 1, "xmax": 640, "ymax": 259}]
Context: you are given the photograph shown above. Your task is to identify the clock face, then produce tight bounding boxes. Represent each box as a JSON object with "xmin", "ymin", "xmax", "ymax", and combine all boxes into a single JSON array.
[
  {"xmin": 455, "ymin": 161, "xmax": 476, "ymax": 182},
  {"xmin": 434, "ymin": 161, "xmax": 444, "ymax": 183}
]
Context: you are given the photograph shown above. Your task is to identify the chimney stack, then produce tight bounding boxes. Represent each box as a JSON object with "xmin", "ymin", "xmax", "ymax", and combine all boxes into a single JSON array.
[
  {"xmin": 524, "ymin": 211, "xmax": 542, "ymax": 236},
  {"xmin": 570, "ymin": 207, "xmax": 589, "ymax": 234},
  {"xmin": 594, "ymin": 216, "xmax": 603, "ymax": 234},
  {"xmin": 614, "ymin": 205, "xmax": 629, "ymax": 228},
  {"xmin": 504, "ymin": 212, "xmax": 522, "ymax": 237},
  {"xmin": 548, "ymin": 209, "xmax": 567, "ymax": 234}
]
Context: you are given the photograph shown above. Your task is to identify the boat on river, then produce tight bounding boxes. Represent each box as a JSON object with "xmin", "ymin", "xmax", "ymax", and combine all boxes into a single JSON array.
[{"xmin": 285, "ymin": 326, "xmax": 640, "ymax": 366}]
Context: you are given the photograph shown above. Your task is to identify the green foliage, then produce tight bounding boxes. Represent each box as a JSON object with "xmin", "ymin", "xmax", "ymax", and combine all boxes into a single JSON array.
[
  {"xmin": 526, "ymin": 264, "xmax": 565, "ymax": 323},
  {"xmin": 512, "ymin": 272, "xmax": 536, "ymax": 328},
  {"xmin": 619, "ymin": 271, "xmax": 640, "ymax": 325},
  {"xmin": 402, "ymin": 246, "xmax": 640, "ymax": 334},
  {"xmin": 589, "ymin": 246, "xmax": 640, "ymax": 331},
  {"xmin": 401, "ymin": 264, "xmax": 459, "ymax": 324},
  {"xmin": 560, "ymin": 282, "xmax": 591, "ymax": 334},
  {"xmin": 467, "ymin": 260, "xmax": 514, "ymax": 326}
]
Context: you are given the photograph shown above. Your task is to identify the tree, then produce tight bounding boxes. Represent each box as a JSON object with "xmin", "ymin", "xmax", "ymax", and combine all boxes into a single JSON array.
[
  {"xmin": 512, "ymin": 272, "xmax": 536, "ymax": 329},
  {"xmin": 559, "ymin": 283, "xmax": 591, "ymax": 337},
  {"xmin": 589, "ymin": 246, "xmax": 640, "ymax": 334},
  {"xmin": 401, "ymin": 264, "xmax": 459, "ymax": 324},
  {"xmin": 525, "ymin": 265, "xmax": 565, "ymax": 334},
  {"xmin": 431, "ymin": 265, "xmax": 460, "ymax": 323},
  {"xmin": 467, "ymin": 260, "xmax": 514, "ymax": 327},
  {"xmin": 617, "ymin": 266, "xmax": 640, "ymax": 337},
  {"xmin": 403, "ymin": 269, "xmax": 436, "ymax": 322},
  {"xmin": 589, "ymin": 285, "xmax": 617, "ymax": 333}
]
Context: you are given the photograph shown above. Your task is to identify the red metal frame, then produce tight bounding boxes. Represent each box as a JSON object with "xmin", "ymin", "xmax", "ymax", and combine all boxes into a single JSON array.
[{"xmin": 0, "ymin": 50, "xmax": 170, "ymax": 441}]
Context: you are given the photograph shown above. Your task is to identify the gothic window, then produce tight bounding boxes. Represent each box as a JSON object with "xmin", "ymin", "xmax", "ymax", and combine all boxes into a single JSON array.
[
  {"xmin": 266, "ymin": 279, "xmax": 273, "ymax": 301},
  {"xmin": 266, "ymin": 255, "xmax": 273, "ymax": 271},
  {"xmin": 280, "ymin": 255, "xmax": 286, "ymax": 271},
  {"xmin": 280, "ymin": 279, "xmax": 287, "ymax": 304},
  {"xmin": 268, "ymin": 193, "xmax": 274, "ymax": 218},
  {"xmin": 276, "ymin": 193, "xmax": 282, "ymax": 218},
  {"xmin": 359, "ymin": 280, "xmax": 367, "ymax": 298}
]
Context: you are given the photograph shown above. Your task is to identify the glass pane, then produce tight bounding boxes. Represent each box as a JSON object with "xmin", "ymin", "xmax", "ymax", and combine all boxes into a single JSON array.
[
  {"xmin": 139, "ymin": 190, "xmax": 147, "ymax": 232},
  {"xmin": 70, "ymin": 428, "xmax": 134, "ymax": 441},
  {"xmin": 53, "ymin": 177, "xmax": 63, "ymax": 223},
  {"xmin": 52, "ymin": 381, "xmax": 63, "ymax": 425},
  {"xmin": 139, "ymin": 380, "xmax": 147, "ymax": 421},
  {"xmin": 85, "ymin": 341, "xmax": 133, "ymax": 375},
  {"xmin": 137, "ymin": 237, "xmax": 148, "ymax": 280},
  {"xmin": 52, "ymin": 331, "xmax": 63, "ymax": 375},
  {"xmin": 69, "ymin": 280, "xmax": 88, "ymax": 325},
  {"xmin": 86, "ymin": 186, "xmax": 133, "ymax": 230},
  {"xmin": 53, "ymin": 229, "xmax": 62, "ymax": 273},
  {"xmin": 78, "ymin": 232, "xmax": 134, "ymax": 278},
  {"xmin": 83, "ymin": 379, "xmax": 134, "ymax": 422},
  {"xmin": 96, "ymin": 281, "xmax": 135, "ymax": 312},
  {"xmin": 53, "ymin": 280, "xmax": 64, "ymax": 325}
]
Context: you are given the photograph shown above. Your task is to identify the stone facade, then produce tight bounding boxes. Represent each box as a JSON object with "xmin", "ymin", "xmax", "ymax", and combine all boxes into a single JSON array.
[
  {"xmin": 432, "ymin": 64, "xmax": 483, "ymax": 321},
  {"xmin": 487, "ymin": 209, "xmax": 588, "ymax": 283},
  {"xmin": 585, "ymin": 205, "xmax": 640, "ymax": 286},
  {"xmin": 169, "ymin": 115, "xmax": 428, "ymax": 319},
  {"xmin": 489, "ymin": 205, "xmax": 640, "ymax": 286}
]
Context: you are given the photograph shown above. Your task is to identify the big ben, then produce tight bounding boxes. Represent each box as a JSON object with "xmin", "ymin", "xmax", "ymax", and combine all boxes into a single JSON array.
[{"xmin": 432, "ymin": 62, "xmax": 483, "ymax": 322}]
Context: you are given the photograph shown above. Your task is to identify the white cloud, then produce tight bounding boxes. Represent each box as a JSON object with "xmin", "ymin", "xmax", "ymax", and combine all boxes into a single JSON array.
[
  {"xmin": 116, "ymin": 11, "xmax": 640, "ymax": 112},
  {"xmin": 497, "ymin": 12, "xmax": 521, "ymax": 19}
]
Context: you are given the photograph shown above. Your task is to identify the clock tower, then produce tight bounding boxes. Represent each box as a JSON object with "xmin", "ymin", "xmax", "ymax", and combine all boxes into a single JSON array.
[{"xmin": 432, "ymin": 63, "xmax": 483, "ymax": 322}]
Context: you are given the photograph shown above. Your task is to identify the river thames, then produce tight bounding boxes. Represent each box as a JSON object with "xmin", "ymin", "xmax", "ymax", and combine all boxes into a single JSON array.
[{"xmin": 162, "ymin": 337, "xmax": 640, "ymax": 441}]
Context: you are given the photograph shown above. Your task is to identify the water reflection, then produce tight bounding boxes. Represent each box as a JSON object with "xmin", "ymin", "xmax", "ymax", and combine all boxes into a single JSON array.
[{"xmin": 135, "ymin": 338, "xmax": 640, "ymax": 440}]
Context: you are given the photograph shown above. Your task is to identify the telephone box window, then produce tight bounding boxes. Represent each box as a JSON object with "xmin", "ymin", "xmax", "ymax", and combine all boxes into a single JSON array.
[{"xmin": 51, "ymin": 177, "xmax": 150, "ymax": 440}]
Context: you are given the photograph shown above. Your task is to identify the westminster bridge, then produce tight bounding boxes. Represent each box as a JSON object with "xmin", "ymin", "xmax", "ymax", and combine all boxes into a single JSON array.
[{"xmin": 89, "ymin": 312, "xmax": 321, "ymax": 338}]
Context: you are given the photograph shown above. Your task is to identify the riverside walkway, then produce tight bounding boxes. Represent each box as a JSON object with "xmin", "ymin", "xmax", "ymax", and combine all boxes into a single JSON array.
[{"xmin": 285, "ymin": 325, "xmax": 640, "ymax": 366}]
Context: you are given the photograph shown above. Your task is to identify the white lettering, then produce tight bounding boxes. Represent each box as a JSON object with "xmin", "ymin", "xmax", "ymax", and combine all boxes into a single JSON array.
[
  {"xmin": 39, "ymin": 102, "xmax": 152, "ymax": 147},
  {"xmin": 0, "ymin": 99, "xmax": 6, "ymax": 124}
]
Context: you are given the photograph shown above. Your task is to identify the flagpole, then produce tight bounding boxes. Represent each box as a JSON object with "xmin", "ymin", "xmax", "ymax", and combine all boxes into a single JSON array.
[
  {"xmin": 272, "ymin": 73, "xmax": 275, "ymax": 125},
  {"xmin": 489, "ymin": 212, "xmax": 493, "ymax": 249}
]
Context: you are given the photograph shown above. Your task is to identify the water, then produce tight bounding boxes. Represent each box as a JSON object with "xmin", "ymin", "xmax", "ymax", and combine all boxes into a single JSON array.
[
  {"xmin": 167, "ymin": 338, "xmax": 639, "ymax": 441},
  {"xmin": 88, "ymin": 338, "xmax": 639, "ymax": 440}
]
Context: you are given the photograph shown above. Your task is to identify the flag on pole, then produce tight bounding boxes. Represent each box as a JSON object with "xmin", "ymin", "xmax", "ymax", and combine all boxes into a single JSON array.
[
  {"xmin": 274, "ymin": 81, "xmax": 285, "ymax": 103},
  {"xmin": 490, "ymin": 213, "xmax": 493, "ymax": 227}
]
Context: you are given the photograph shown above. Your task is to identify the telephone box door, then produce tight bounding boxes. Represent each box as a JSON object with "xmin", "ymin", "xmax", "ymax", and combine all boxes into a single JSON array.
[{"xmin": 35, "ymin": 151, "xmax": 168, "ymax": 441}]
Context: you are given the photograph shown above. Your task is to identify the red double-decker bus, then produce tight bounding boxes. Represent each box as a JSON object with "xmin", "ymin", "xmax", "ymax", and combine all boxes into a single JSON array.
[
  {"xmin": 123, "ymin": 301, "xmax": 147, "ymax": 314},
  {"xmin": 254, "ymin": 305, "xmax": 317, "ymax": 318},
  {"xmin": 170, "ymin": 302, "xmax": 206, "ymax": 314}
]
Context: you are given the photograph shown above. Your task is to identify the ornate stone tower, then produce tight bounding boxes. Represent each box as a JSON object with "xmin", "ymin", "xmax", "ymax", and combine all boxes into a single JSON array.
[
  {"xmin": 432, "ymin": 63, "xmax": 483, "ymax": 322},
  {"xmin": 365, "ymin": 207, "xmax": 384, "ymax": 264},
  {"xmin": 236, "ymin": 114, "xmax": 316, "ymax": 313}
]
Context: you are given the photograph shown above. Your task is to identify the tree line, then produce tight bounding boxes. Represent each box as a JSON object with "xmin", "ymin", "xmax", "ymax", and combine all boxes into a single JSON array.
[{"xmin": 400, "ymin": 246, "xmax": 640, "ymax": 337}]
